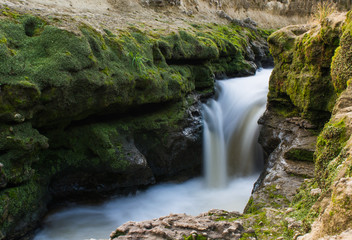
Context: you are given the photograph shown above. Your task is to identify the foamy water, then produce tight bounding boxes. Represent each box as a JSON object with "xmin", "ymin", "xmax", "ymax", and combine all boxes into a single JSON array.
[
  {"xmin": 203, "ymin": 68, "xmax": 271, "ymax": 187},
  {"xmin": 34, "ymin": 176, "xmax": 258, "ymax": 240}
]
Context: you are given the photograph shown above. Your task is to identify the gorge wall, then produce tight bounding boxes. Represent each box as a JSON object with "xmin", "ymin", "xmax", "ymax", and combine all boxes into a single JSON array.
[{"xmin": 240, "ymin": 10, "xmax": 352, "ymax": 240}]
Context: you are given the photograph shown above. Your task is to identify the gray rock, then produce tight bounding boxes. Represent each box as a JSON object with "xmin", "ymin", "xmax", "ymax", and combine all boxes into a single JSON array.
[
  {"xmin": 248, "ymin": 110, "xmax": 317, "ymax": 210},
  {"xmin": 110, "ymin": 209, "xmax": 244, "ymax": 240}
]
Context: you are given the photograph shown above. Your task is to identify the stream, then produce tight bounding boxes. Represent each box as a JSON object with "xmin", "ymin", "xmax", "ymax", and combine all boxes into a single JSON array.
[{"xmin": 34, "ymin": 68, "xmax": 272, "ymax": 240}]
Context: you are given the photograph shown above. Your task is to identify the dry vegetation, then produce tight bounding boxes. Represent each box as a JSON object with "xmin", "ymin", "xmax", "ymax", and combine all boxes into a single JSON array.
[{"xmin": 312, "ymin": 1, "xmax": 337, "ymax": 23}]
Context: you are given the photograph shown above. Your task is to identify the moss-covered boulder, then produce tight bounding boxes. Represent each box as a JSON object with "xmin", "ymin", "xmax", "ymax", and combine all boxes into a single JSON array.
[
  {"xmin": 267, "ymin": 15, "xmax": 344, "ymax": 125},
  {"xmin": 0, "ymin": 122, "xmax": 48, "ymax": 239},
  {"xmin": 331, "ymin": 11, "xmax": 352, "ymax": 93}
]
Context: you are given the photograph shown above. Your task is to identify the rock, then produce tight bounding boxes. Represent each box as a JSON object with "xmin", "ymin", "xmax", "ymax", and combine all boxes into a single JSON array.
[
  {"xmin": 145, "ymin": 0, "xmax": 181, "ymax": 7},
  {"xmin": 267, "ymin": 14, "xmax": 345, "ymax": 125},
  {"xmin": 110, "ymin": 210, "xmax": 245, "ymax": 240},
  {"xmin": 310, "ymin": 188, "xmax": 322, "ymax": 196},
  {"xmin": 13, "ymin": 113, "xmax": 25, "ymax": 122},
  {"xmin": 248, "ymin": 110, "xmax": 317, "ymax": 210},
  {"xmin": 286, "ymin": 207, "xmax": 295, "ymax": 214},
  {"xmin": 217, "ymin": 10, "xmax": 257, "ymax": 30}
]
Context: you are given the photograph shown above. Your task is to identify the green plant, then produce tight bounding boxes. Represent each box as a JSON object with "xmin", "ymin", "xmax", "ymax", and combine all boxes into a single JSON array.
[{"xmin": 129, "ymin": 52, "xmax": 147, "ymax": 72}]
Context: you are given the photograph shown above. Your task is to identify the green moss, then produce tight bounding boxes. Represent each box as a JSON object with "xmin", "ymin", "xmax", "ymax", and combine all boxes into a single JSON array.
[
  {"xmin": 1, "ymin": 7, "xmax": 20, "ymax": 19},
  {"xmin": 0, "ymin": 122, "xmax": 48, "ymax": 186},
  {"xmin": 239, "ymin": 232, "xmax": 257, "ymax": 239},
  {"xmin": 289, "ymin": 180, "xmax": 320, "ymax": 233},
  {"xmin": 315, "ymin": 119, "xmax": 348, "ymax": 188},
  {"xmin": 331, "ymin": 15, "xmax": 352, "ymax": 93},
  {"xmin": 284, "ymin": 148, "xmax": 314, "ymax": 162},
  {"xmin": 268, "ymin": 21, "xmax": 341, "ymax": 125},
  {"xmin": 0, "ymin": 14, "xmax": 268, "ymax": 127},
  {"xmin": 0, "ymin": 179, "xmax": 47, "ymax": 238},
  {"xmin": 183, "ymin": 234, "xmax": 207, "ymax": 240},
  {"xmin": 244, "ymin": 196, "xmax": 264, "ymax": 214},
  {"xmin": 38, "ymin": 123, "xmax": 131, "ymax": 176}
]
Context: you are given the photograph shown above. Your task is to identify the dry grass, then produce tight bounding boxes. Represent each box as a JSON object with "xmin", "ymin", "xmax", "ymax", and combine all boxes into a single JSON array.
[{"xmin": 312, "ymin": 1, "xmax": 337, "ymax": 23}]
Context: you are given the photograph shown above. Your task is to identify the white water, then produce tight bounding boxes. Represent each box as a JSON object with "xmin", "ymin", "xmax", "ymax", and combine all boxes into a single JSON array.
[
  {"xmin": 34, "ymin": 69, "xmax": 271, "ymax": 240},
  {"xmin": 203, "ymin": 68, "xmax": 271, "ymax": 188}
]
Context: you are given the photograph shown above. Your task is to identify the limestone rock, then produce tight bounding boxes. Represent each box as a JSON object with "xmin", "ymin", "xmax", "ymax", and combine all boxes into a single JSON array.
[
  {"xmin": 250, "ymin": 110, "xmax": 316, "ymax": 207},
  {"xmin": 310, "ymin": 188, "xmax": 321, "ymax": 196},
  {"xmin": 267, "ymin": 13, "xmax": 346, "ymax": 124},
  {"xmin": 110, "ymin": 209, "xmax": 244, "ymax": 240},
  {"xmin": 297, "ymin": 82, "xmax": 352, "ymax": 238}
]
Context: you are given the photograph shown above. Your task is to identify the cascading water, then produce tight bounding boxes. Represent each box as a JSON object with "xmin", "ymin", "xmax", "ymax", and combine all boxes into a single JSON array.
[
  {"xmin": 34, "ymin": 69, "xmax": 271, "ymax": 240},
  {"xmin": 203, "ymin": 69, "xmax": 271, "ymax": 188}
]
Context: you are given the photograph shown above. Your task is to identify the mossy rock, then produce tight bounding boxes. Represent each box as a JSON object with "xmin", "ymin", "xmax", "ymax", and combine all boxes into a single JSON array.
[
  {"xmin": 0, "ymin": 122, "xmax": 48, "ymax": 187},
  {"xmin": 0, "ymin": 14, "xmax": 268, "ymax": 128},
  {"xmin": 284, "ymin": 148, "xmax": 314, "ymax": 162},
  {"xmin": 0, "ymin": 179, "xmax": 48, "ymax": 239},
  {"xmin": 331, "ymin": 11, "xmax": 352, "ymax": 93},
  {"xmin": 267, "ymin": 21, "xmax": 342, "ymax": 124},
  {"xmin": 314, "ymin": 119, "xmax": 348, "ymax": 189}
]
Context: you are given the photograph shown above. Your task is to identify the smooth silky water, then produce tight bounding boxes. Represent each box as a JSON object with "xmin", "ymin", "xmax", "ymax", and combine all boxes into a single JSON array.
[{"xmin": 34, "ymin": 69, "xmax": 272, "ymax": 240}]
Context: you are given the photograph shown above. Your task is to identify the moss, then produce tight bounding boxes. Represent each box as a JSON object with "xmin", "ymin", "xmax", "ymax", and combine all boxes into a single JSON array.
[
  {"xmin": 1, "ymin": 7, "xmax": 20, "ymax": 19},
  {"xmin": 315, "ymin": 119, "xmax": 348, "ymax": 189},
  {"xmin": 183, "ymin": 234, "xmax": 207, "ymax": 240},
  {"xmin": 331, "ymin": 14, "xmax": 352, "ymax": 93},
  {"xmin": 0, "ymin": 179, "xmax": 47, "ymax": 238},
  {"xmin": 284, "ymin": 148, "xmax": 314, "ymax": 162},
  {"xmin": 0, "ymin": 14, "xmax": 267, "ymax": 127},
  {"xmin": 289, "ymin": 180, "xmax": 320, "ymax": 233},
  {"xmin": 244, "ymin": 196, "xmax": 264, "ymax": 214},
  {"xmin": 38, "ymin": 123, "xmax": 130, "ymax": 177},
  {"xmin": 239, "ymin": 232, "xmax": 257, "ymax": 239},
  {"xmin": 268, "ymin": 21, "xmax": 341, "ymax": 125},
  {"xmin": 0, "ymin": 122, "xmax": 48, "ymax": 186}
]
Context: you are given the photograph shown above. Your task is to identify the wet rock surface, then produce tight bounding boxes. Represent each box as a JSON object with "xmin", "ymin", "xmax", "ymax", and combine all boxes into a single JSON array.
[{"xmin": 253, "ymin": 110, "xmax": 316, "ymax": 205}]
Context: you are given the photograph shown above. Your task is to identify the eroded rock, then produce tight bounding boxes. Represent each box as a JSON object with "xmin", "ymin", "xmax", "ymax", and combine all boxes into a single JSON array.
[{"xmin": 110, "ymin": 209, "xmax": 244, "ymax": 240}]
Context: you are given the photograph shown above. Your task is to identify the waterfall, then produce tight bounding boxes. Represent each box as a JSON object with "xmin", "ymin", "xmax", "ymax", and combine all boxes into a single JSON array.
[{"xmin": 203, "ymin": 69, "xmax": 271, "ymax": 188}]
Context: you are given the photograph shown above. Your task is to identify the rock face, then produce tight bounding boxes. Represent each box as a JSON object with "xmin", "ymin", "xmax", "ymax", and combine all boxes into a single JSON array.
[
  {"xmin": 267, "ymin": 14, "xmax": 344, "ymax": 125},
  {"xmin": 249, "ymin": 111, "xmax": 316, "ymax": 211},
  {"xmin": 297, "ymin": 79, "xmax": 352, "ymax": 240},
  {"xmin": 239, "ymin": 10, "xmax": 352, "ymax": 240},
  {"xmin": 0, "ymin": 3, "xmax": 272, "ymax": 239}
]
